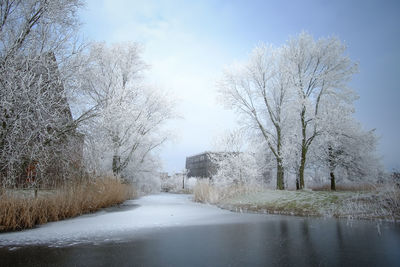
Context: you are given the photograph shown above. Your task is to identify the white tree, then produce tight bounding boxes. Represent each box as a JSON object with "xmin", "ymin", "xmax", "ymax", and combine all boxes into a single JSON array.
[
  {"xmin": 211, "ymin": 129, "xmax": 263, "ymax": 188},
  {"xmin": 212, "ymin": 153, "xmax": 262, "ymax": 188},
  {"xmin": 212, "ymin": 128, "xmax": 247, "ymax": 153},
  {"xmin": 282, "ymin": 32, "xmax": 358, "ymax": 189},
  {"xmin": 125, "ymin": 153, "xmax": 163, "ymax": 193},
  {"xmin": 0, "ymin": 0, "xmax": 83, "ymax": 63},
  {"xmin": 219, "ymin": 44, "xmax": 293, "ymax": 189},
  {"xmin": 218, "ymin": 33, "xmax": 378, "ymax": 191},
  {"xmin": 313, "ymin": 101, "xmax": 382, "ymax": 189},
  {"xmin": 79, "ymin": 42, "xmax": 174, "ymax": 183},
  {"xmin": 0, "ymin": 0, "xmax": 84, "ymax": 188}
]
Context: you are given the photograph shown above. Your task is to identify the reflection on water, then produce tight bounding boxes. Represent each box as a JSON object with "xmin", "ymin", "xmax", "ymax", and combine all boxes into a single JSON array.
[{"xmin": 1, "ymin": 217, "xmax": 399, "ymax": 267}]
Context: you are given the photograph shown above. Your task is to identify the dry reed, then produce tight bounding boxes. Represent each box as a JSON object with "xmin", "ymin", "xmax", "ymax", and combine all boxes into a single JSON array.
[
  {"xmin": 193, "ymin": 180, "xmax": 261, "ymax": 204},
  {"xmin": 193, "ymin": 180, "xmax": 219, "ymax": 203},
  {"xmin": 0, "ymin": 176, "xmax": 134, "ymax": 232}
]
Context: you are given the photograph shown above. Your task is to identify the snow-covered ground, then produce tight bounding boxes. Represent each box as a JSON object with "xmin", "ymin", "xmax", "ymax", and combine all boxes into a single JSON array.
[{"xmin": 0, "ymin": 193, "xmax": 265, "ymax": 248}]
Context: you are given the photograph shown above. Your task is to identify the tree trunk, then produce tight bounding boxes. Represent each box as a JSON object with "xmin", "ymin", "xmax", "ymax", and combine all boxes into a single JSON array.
[
  {"xmin": 330, "ymin": 171, "xmax": 336, "ymax": 191},
  {"xmin": 112, "ymin": 155, "xmax": 121, "ymax": 175},
  {"xmin": 276, "ymin": 127, "xmax": 285, "ymax": 190},
  {"xmin": 298, "ymin": 146, "xmax": 306, "ymax": 190},
  {"xmin": 328, "ymin": 145, "xmax": 336, "ymax": 191},
  {"xmin": 298, "ymin": 108, "xmax": 307, "ymax": 190},
  {"xmin": 276, "ymin": 158, "xmax": 284, "ymax": 190}
]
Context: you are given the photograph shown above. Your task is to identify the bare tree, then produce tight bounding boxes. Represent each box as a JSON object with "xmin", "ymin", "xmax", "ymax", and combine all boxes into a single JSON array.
[
  {"xmin": 282, "ymin": 32, "xmax": 358, "ymax": 189},
  {"xmin": 0, "ymin": 0, "xmax": 83, "ymax": 63},
  {"xmin": 314, "ymin": 98, "xmax": 381, "ymax": 189},
  {"xmin": 212, "ymin": 128, "xmax": 247, "ymax": 153},
  {"xmin": 79, "ymin": 42, "xmax": 174, "ymax": 179},
  {"xmin": 0, "ymin": 0, "xmax": 84, "ymax": 188},
  {"xmin": 219, "ymin": 44, "xmax": 292, "ymax": 189},
  {"xmin": 211, "ymin": 129, "xmax": 262, "ymax": 188}
]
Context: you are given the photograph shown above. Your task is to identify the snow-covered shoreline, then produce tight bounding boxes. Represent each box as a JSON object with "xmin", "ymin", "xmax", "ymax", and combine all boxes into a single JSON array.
[{"xmin": 215, "ymin": 189, "xmax": 400, "ymax": 222}]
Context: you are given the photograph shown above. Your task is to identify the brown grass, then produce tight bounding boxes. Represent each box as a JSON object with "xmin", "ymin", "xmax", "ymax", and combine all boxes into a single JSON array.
[
  {"xmin": 193, "ymin": 180, "xmax": 261, "ymax": 204},
  {"xmin": 193, "ymin": 180, "xmax": 219, "ymax": 203},
  {"xmin": 0, "ymin": 176, "xmax": 135, "ymax": 232}
]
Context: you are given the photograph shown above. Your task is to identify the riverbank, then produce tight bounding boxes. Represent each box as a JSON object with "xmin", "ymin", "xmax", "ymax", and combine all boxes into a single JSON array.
[
  {"xmin": 194, "ymin": 182, "xmax": 400, "ymax": 221},
  {"xmin": 0, "ymin": 177, "xmax": 134, "ymax": 232},
  {"xmin": 218, "ymin": 189, "xmax": 400, "ymax": 221}
]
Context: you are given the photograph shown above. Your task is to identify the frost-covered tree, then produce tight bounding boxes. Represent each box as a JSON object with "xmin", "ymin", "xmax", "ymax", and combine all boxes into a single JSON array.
[
  {"xmin": 0, "ymin": 0, "xmax": 83, "ymax": 62},
  {"xmin": 218, "ymin": 33, "xmax": 379, "ymax": 190},
  {"xmin": 124, "ymin": 153, "xmax": 163, "ymax": 193},
  {"xmin": 312, "ymin": 98, "xmax": 382, "ymax": 189},
  {"xmin": 212, "ymin": 129, "xmax": 247, "ymax": 153},
  {"xmin": 0, "ymin": 0, "xmax": 84, "ymax": 187},
  {"xmin": 79, "ymin": 42, "xmax": 174, "ymax": 182},
  {"xmin": 219, "ymin": 45, "xmax": 292, "ymax": 189},
  {"xmin": 212, "ymin": 152, "xmax": 262, "ymax": 188},
  {"xmin": 282, "ymin": 32, "xmax": 358, "ymax": 189},
  {"xmin": 211, "ymin": 129, "xmax": 262, "ymax": 188}
]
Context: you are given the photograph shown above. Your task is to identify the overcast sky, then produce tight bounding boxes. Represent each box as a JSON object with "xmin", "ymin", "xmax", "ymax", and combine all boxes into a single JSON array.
[{"xmin": 79, "ymin": 0, "xmax": 400, "ymax": 173}]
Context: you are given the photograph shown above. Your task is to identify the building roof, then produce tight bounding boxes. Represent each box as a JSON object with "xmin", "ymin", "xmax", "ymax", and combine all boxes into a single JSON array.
[{"xmin": 186, "ymin": 151, "xmax": 236, "ymax": 159}]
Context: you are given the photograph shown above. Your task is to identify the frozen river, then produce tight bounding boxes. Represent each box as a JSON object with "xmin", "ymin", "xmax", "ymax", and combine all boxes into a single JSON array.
[{"xmin": 1, "ymin": 193, "xmax": 400, "ymax": 266}]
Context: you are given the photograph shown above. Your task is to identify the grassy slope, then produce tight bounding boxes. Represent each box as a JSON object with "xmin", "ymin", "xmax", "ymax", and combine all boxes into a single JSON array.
[{"xmin": 218, "ymin": 189, "xmax": 399, "ymax": 221}]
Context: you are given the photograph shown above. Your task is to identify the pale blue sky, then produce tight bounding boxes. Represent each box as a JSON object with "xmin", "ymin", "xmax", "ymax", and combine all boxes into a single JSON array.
[{"xmin": 79, "ymin": 0, "xmax": 400, "ymax": 173}]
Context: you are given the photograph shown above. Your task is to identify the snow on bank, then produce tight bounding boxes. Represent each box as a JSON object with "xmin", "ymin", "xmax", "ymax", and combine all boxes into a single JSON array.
[
  {"xmin": 218, "ymin": 189, "xmax": 400, "ymax": 221},
  {"xmin": 0, "ymin": 194, "xmax": 263, "ymax": 248}
]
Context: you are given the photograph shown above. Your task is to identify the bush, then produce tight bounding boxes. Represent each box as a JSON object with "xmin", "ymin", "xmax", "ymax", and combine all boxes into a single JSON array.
[{"xmin": 0, "ymin": 176, "xmax": 135, "ymax": 232}]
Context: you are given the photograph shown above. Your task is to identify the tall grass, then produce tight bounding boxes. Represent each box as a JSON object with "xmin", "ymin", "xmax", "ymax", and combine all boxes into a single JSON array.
[
  {"xmin": 340, "ymin": 184, "xmax": 400, "ymax": 221},
  {"xmin": 193, "ymin": 180, "xmax": 219, "ymax": 203},
  {"xmin": 193, "ymin": 179, "xmax": 260, "ymax": 204},
  {"xmin": 0, "ymin": 176, "xmax": 135, "ymax": 232}
]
